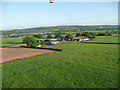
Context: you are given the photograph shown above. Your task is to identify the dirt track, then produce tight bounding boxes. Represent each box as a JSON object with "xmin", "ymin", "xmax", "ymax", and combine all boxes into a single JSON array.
[{"xmin": 1, "ymin": 45, "xmax": 56, "ymax": 64}]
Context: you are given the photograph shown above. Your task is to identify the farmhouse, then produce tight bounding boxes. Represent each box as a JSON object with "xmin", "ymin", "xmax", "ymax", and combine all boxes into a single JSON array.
[
  {"xmin": 37, "ymin": 38, "xmax": 61, "ymax": 45},
  {"xmin": 79, "ymin": 37, "xmax": 90, "ymax": 41}
]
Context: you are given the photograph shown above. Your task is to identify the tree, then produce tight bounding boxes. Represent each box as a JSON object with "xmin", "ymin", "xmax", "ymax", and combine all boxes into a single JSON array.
[
  {"xmin": 105, "ymin": 31, "xmax": 112, "ymax": 36},
  {"xmin": 33, "ymin": 34, "xmax": 43, "ymax": 38},
  {"xmin": 23, "ymin": 36, "xmax": 39, "ymax": 48},
  {"xmin": 55, "ymin": 33, "xmax": 62, "ymax": 38},
  {"xmin": 75, "ymin": 32, "xmax": 81, "ymax": 37},
  {"xmin": 90, "ymin": 32, "xmax": 96, "ymax": 38},
  {"xmin": 65, "ymin": 34, "xmax": 73, "ymax": 41},
  {"xmin": 82, "ymin": 32, "xmax": 91, "ymax": 37},
  {"xmin": 47, "ymin": 34, "xmax": 53, "ymax": 38}
]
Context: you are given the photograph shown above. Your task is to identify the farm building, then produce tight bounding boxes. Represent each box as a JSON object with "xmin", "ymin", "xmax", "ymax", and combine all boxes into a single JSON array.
[
  {"xmin": 79, "ymin": 37, "xmax": 90, "ymax": 41},
  {"xmin": 36, "ymin": 38, "xmax": 61, "ymax": 45},
  {"xmin": 74, "ymin": 37, "xmax": 90, "ymax": 41}
]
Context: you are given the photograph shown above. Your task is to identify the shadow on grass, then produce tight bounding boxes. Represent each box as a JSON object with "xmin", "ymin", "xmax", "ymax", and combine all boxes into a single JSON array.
[
  {"xmin": 1, "ymin": 42, "xmax": 23, "ymax": 47},
  {"xmin": 21, "ymin": 46, "xmax": 62, "ymax": 52},
  {"xmin": 6, "ymin": 42, "xmax": 22, "ymax": 44}
]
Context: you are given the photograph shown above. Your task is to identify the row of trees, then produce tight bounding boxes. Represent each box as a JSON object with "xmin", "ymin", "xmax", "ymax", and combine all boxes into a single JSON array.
[
  {"xmin": 33, "ymin": 31, "xmax": 113, "ymax": 40},
  {"xmin": 76, "ymin": 32, "xmax": 96, "ymax": 38},
  {"xmin": 75, "ymin": 31, "xmax": 113, "ymax": 38}
]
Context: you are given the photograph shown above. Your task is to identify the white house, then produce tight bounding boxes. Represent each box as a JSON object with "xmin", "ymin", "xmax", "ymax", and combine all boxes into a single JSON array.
[{"xmin": 79, "ymin": 37, "xmax": 90, "ymax": 41}]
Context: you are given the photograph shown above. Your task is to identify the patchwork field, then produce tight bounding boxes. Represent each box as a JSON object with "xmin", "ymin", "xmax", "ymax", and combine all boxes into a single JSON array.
[{"xmin": 2, "ymin": 41, "xmax": 119, "ymax": 88}]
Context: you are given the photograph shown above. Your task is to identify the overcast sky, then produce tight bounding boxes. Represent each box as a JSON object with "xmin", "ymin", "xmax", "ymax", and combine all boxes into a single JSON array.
[{"xmin": 1, "ymin": 1, "xmax": 118, "ymax": 30}]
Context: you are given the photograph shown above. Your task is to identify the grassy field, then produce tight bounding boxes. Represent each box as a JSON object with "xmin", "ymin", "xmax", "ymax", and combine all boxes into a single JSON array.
[
  {"xmin": 1, "ymin": 38, "xmax": 23, "ymax": 47},
  {"xmin": 90, "ymin": 36, "xmax": 119, "ymax": 43},
  {"xmin": 2, "ymin": 41, "xmax": 119, "ymax": 88}
]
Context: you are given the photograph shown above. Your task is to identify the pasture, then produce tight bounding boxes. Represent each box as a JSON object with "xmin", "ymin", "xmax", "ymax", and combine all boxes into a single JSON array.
[
  {"xmin": 1, "ymin": 38, "xmax": 23, "ymax": 47},
  {"xmin": 2, "ymin": 41, "xmax": 119, "ymax": 88},
  {"xmin": 90, "ymin": 36, "xmax": 119, "ymax": 43}
]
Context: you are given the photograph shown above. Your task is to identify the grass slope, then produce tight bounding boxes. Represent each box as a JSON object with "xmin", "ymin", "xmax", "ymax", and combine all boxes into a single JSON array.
[
  {"xmin": 1, "ymin": 38, "xmax": 23, "ymax": 47},
  {"xmin": 2, "ymin": 41, "xmax": 119, "ymax": 88}
]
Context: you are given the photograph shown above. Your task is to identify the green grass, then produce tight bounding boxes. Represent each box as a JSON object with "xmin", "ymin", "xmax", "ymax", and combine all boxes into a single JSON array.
[
  {"xmin": 90, "ymin": 36, "xmax": 119, "ymax": 43},
  {"xmin": 0, "ymin": 38, "xmax": 23, "ymax": 47},
  {"xmin": 2, "ymin": 41, "xmax": 119, "ymax": 88}
]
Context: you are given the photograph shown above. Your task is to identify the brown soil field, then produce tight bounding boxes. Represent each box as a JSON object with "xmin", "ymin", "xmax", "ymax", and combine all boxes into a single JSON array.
[{"xmin": 1, "ymin": 45, "xmax": 56, "ymax": 64}]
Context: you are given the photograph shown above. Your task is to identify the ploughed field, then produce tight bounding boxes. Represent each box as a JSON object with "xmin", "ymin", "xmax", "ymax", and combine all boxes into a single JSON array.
[
  {"xmin": 1, "ymin": 45, "xmax": 56, "ymax": 63},
  {"xmin": 2, "ymin": 40, "xmax": 119, "ymax": 88}
]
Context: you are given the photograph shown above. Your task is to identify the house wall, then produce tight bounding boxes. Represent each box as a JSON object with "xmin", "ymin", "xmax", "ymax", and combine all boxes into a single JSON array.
[{"xmin": 79, "ymin": 38, "xmax": 89, "ymax": 41}]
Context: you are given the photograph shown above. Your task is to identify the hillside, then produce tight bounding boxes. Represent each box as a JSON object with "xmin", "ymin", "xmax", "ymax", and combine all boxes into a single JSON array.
[{"xmin": 1, "ymin": 25, "xmax": 118, "ymax": 35}]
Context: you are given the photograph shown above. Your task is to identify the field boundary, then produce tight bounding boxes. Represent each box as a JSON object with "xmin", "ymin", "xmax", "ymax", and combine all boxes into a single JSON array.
[
  {"xmin": 81, "ymin": 42, "xmax": 120, "ymax": 44},
  {"xmin": 21, "ymin": 46, "xmax": 62, "ymax": 52}
]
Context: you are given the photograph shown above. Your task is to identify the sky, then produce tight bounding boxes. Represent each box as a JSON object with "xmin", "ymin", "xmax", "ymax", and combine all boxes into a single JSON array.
[{"xmin": 0, "ymin": 2, "xmax": 118, "ymax": 30}]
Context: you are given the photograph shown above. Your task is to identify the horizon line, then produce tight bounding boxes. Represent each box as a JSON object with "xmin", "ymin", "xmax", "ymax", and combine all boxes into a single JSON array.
[{"xmin": 1, "ymin": 24, "xmax": 118, "ymax": 31}]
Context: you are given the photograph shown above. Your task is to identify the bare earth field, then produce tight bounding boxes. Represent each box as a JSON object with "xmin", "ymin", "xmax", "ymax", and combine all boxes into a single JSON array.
[{"xmin": 1, "ymin": 45, "xmax": 56, "ymax": 63}]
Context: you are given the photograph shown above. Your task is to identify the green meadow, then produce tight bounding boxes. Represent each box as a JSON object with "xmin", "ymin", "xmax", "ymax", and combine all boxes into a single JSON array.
[
  {"xmin": 90, "ymin": 36, "xmax": 119, "ymax": 43},
  {"xmin": 1, "ymin": 38, "xmax": 23, "ymax": 47},
  {"xmin": 2, "ymin": 41, "xmax": 119, "ymax": 88}
]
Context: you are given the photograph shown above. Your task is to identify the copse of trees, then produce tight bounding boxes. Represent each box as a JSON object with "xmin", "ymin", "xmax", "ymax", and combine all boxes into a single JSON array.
[
  {"xmin": 65, "ymin": 34, "xmax": 73, "ymax": 41},
  {"xmin": 23, "ymin": 36, "xmax": 39, "ymax": 48},
  {"xmin": 80, "ymin": 31, "xmax": 112, "ymax": 37}
]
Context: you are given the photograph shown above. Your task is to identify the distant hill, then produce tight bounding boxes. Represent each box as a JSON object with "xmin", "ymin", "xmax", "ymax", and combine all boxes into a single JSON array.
[{"xmin": 1, "ymin": 25, "xmax": 118, "ymax": 35}]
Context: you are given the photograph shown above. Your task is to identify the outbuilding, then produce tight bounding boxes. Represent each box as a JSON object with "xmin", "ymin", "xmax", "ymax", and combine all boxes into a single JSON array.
[{"xmin": 79, "ymin": 37, "xmax": 90, "ymax": 41}]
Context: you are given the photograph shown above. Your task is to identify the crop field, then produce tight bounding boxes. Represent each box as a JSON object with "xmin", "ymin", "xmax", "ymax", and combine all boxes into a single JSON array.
[
  {"xmin": 1, "ymin": 38, "xmax": 23, "ymax": 47},
  {"xmin": 2, "ymin": 41, "xmax": 119, "ymax": 88},
  {"xmin": 1, "ymin": 45, "xmax": 56, "ymax": 63}
]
